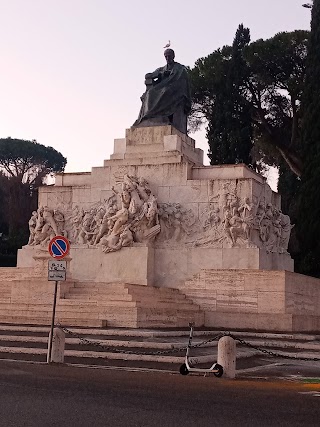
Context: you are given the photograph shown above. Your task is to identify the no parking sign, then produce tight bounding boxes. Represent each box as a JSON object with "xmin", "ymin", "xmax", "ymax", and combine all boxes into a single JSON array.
[{"xmin": 48, "ymin": 235, "xmax": 70, "ymax": 260}]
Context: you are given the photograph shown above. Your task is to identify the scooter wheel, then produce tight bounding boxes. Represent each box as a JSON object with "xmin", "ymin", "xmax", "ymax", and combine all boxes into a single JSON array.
[
  {"xmin": 213, "ymin": 364, "xmax": 223, "ymax": 377},
  {"xmin": 179, "ymin": 363, "xmax": 189, "ymax": 375}
]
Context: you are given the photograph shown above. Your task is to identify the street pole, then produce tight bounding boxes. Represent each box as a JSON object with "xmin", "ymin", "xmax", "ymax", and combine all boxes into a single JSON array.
[{"xmin": 47, "ymin": 280, "xmax": 59, "ymax": 364}]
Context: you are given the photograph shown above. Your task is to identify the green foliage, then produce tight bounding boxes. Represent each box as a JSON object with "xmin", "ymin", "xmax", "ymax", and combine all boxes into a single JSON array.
[
  {"xmin": 297, "ymin": 0, "xmax": 320, "ymax": 270},
  {"xmin": 0, "ymin": 138, "xmax": 66, "ymax": 184},
  {"xmin": 189, "ymin": 29, "xmax": 309, "ymax": 176},
  {"xmin": 297, "ymin": 0, "xmax": 320, "ymax": 275},
  {"xmin": 206, "ymin": 25, "xmax": 254, "ymax": 166},
  {"xmin": 0, "ymin": 138, "xmax": 67, "ymax": 266}
]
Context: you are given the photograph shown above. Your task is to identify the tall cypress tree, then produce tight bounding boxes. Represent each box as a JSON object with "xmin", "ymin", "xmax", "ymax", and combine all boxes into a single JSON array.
[
  {"xmin": 297, "ymin": 0, "xmax": 320, "ymax": 275},
  {"xmin": 207, "ymin": 24, "xmax": 253, "ymax": 167}
]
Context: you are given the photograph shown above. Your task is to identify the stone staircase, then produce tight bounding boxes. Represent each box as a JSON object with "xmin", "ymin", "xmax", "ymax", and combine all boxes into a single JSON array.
[
  {"xmin": 0, "ymin": 324, "xmax": 319, "ymax": 373},
  {"xmin": 61, "ymin": 282, "xmax": 204, "ymax": 328},
  {"xmin": 0, "ymin": 272, "xmax": 204, "ymax": 328}
]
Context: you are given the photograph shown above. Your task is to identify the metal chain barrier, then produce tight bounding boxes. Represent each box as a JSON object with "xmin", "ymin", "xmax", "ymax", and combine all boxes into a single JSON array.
[
  {"xmin": 225, "ymin": 332, "xmax": 320, "ymax": 362},
  {"xmin": 57, "ymin": 324, "xmax": 188, "ymax": 356},
  {"xmin": 56, "ymin": 324, "xmax": 320, "ymax": 361}
]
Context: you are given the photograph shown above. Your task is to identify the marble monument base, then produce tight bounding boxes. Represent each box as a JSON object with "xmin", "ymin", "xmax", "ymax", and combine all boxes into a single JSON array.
[{"xmin": 4, "ymin": 124, "xmax": 318, "ymax": 332}]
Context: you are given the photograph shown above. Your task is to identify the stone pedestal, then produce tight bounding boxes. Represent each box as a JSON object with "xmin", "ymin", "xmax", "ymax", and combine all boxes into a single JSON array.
[{"xmin": 10, "ymin": 124, "xmax": 317, "ymax": 332}]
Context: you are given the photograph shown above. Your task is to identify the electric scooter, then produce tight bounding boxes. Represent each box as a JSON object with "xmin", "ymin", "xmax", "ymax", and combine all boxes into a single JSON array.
[{"xmin": 179, "ymin": 323, "xmax": 223, "ymax": 377}]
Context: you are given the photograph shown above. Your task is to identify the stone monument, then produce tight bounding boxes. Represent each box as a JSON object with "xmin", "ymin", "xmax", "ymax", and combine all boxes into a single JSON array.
[{"xmin": 1, "ymin": 50, "xmax": 320, "ymax": 331}]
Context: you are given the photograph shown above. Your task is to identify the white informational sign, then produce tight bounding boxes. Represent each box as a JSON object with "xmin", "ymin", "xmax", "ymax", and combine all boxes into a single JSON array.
[{"xmin": 48, "ymin": 260, "xmax": 67, "ymax": 281}]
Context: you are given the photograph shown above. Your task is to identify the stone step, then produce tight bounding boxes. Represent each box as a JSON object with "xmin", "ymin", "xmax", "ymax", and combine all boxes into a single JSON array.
[
  {"xmin": 0, "ymin": 324, "xmax": 317, "ymax": 341},
  {"xmin": 62, "ymin": 296, "xmax": 137, "ymax": 306},
  {"xmin": 62, "ymin": 292, "xmax": 133, "ymax": 304},
  {"xmin": 71, "ymin": 284, "xmax": 180, "ymax": 293},
  {"xmin": 0, "ymin": 334, "xmax": 191, "ymax": 350},
  {"xmin": 0, "ymin": 276, "xmax": 203, "ymax": 328},
  {"xmin": 72, "ymin": 282, "xmax": 130, "ymax": 290},
  {"xmin": 0, "ymin": 317, "xmax": 105, "ymax": 328},
  {"xmin": 0, "ymin": 324, "xmax": 319, "ymax": 369},
  {"xmin": 127, "ymin": 285, "xmax": 181, "ymax": 294},
  {"xmin": 104, "ymin": 154, "xmax": 183, "ymax": 167},
  {"xmin": 63, "ymin": 294, "xmax": 195, "ymax": 308},
  {"xmin": 0, "ymin": 267, "xmax": 33, "ymax": 280},
  {"xmin": 66, "ymin": 286, "xmax": 129, "ymax": 294}
]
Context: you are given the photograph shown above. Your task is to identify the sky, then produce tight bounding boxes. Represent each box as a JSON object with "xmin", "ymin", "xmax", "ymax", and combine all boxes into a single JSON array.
[{"xmin": 0, "ymin": 0, "xmax": 312, "ymax": 189}]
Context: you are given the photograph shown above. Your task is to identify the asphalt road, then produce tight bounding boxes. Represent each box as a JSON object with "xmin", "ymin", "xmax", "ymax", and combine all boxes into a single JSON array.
[{"xmin": 0, "ymin": 361, "xmax": 319, "ymax": 427}]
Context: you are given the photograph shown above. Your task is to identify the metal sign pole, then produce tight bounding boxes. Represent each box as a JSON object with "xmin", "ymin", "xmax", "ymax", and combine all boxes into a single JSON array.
[
  {"xmin": 47, "ymin": 236, "xmax": 70, "ymax": 364},
  {"xmin": 47, "ymin": 280, "xmax": 59, "ymax": 364}
]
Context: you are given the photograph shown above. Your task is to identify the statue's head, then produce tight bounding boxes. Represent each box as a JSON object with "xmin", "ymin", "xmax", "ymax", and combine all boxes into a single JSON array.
[{"xmin": 164, "ymin": 48, "xmax": 175, "ymax": 65}]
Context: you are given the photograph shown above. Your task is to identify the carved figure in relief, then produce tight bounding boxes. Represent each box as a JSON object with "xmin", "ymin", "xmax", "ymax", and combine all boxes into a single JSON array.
[
  {"xmin": 30, "ymin": 207, "xmax": 45, "ymax": 245},
  {"xmin": 158, "ymin": 204, "xmax": 171, "ymax": 240},
  {"xmin": 259, "ymin": 203, "xmax": 274, "ymax": 243},
  {"xmin": 238, "ymin": 197, "xmax": 253, "ymax": 240},
  {"xmin": 78, "ymin": 209, "xmax": 96, "ymax": 244},
  {"xmin": 137, "ymin": 177, "xmax": 151, "ymax": 202},
  {"xmin": 265, "ymin": 217, "xmax": 282, "ymax": 253},
  {"xmin": 228, "ymin": 212, "xmax": 245, "ymax": 246},
  {"xmin": 157, "ymin": 203, "xmax": 195, "ymax": 242},
  {"xmin": 203, "ymin": 206, "xmax": 220, "ymax": 231},
  {"xmin": 94, "ymin": 196, "xmax": 118, "ymax": 245},
  {"xmin": 43, "ymin": 206, "xmax": 59, "ymax": 236},
  {"xmin": 171, "ymin": 204, "xmax": 186, "ymax": 241},
  {"xmin": 146, "ymin": 195, "xmax": 158, "ymax": 227},
  {"xmin": 27, "ymin": 206, "xmax": 61, "ymax": 246},
  {"xmin": 100, "ymin": 175, "xmax": 160, "ymax": 251},
  {"xmin": 27, "ymin": 211, "xmax": 38, "ymax": 245},
  {"xmin": 192, "ymin": 205, "xmax": 222, "ymax": 246},
  {"xmin": 277, "ymin": 210, "xmax": 294, "ymax": 253},
  {"xmin": 101, "ymin": 218, "xmax": 134, "ymax": 253},
  {"xmin": 53, "ymin": 210, "xmax": 65, "ymax": 236},
  {"xmin": 192, "ymin": 191, "xmax": 257, "ymax": 248},
  {"xmin": 70, "ymin": 206, "xmax": 84, "ymax": 242},
  {"xmin": 119, "ymin": 225, "xmax": 134, "ymax": 247},
  {"xmin": 108, "ymin": 207, "xmax": 129, "ymax": 236},
  {"xmin": 101, "ymin": 233, "xmax": 122, "ymax": 253},
  {"xmin": 34, "ymin": 206, "xmax": 45, "ymax": 233}
]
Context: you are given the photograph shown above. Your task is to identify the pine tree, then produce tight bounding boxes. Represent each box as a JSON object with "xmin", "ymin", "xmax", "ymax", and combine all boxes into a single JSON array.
[{"xmin": 297, "ymin": 0, "xmax": 320, "ymax": 275}]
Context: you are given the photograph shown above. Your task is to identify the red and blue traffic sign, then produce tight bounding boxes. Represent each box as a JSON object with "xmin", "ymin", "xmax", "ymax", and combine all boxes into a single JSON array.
[{"xmin": 48, "ymin": 235, "xmax": 70, "ymax": 260}]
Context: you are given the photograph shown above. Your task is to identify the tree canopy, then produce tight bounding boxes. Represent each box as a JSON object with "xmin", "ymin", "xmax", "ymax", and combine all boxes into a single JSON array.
[
  {"xmin": 189, "ymin": 28, "xmax": 309, "ymax": 177},
  {"xmin": 0, "ymin": 138, "xmax": 67, "ymax": 265},
  {"xmin": 297, "ymin": 0, "xmax": 320, "ymax": 275},
  {"xmin": 0, "ymin": 138, "xmax": 66, "ymax": 185}
]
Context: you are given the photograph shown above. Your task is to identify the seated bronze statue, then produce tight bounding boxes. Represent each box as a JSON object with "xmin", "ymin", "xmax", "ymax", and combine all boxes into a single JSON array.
[{"xmin": 133, "ymin": 49, "xmax": 191, "ymax": 134}]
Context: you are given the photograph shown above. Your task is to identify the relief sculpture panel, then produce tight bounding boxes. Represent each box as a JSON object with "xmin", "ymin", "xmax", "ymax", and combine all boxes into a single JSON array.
[
  {"xmin": 26, "ymin": 174, "xmax": 160, "ymax": 254},
  {"xmin": 26, "ymin": 176, "xmax": 293, "ymax": 255}
]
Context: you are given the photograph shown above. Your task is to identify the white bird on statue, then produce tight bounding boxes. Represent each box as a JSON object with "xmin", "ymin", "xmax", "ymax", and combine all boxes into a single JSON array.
[{"xmin": 163, "ymin": 40, "xmax": 171, "ymax": 48}]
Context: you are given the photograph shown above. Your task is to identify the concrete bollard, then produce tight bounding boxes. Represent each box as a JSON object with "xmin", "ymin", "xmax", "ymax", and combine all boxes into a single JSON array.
[
  {"xmin": 217, "ymin": 336, "xmax": 236, "ymax": 379},
  {"xmin": 51, "ymin": 327, "xmax": 65, "ymax": 363}
]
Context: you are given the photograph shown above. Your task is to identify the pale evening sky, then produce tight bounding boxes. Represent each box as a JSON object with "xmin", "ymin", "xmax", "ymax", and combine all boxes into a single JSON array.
[{"xmin": 0, "ymin": 0, "xmax": 311, "ymax": 189}]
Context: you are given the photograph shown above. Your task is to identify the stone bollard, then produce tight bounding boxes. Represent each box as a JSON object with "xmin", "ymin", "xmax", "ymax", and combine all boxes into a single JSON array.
[
  {"xmin": 217, "ymin": 336, "xmax": 236, "ymax": 379},
  {"xmin": 51, "ymin": 327, "xmax": 65, "ymax": 363}
]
